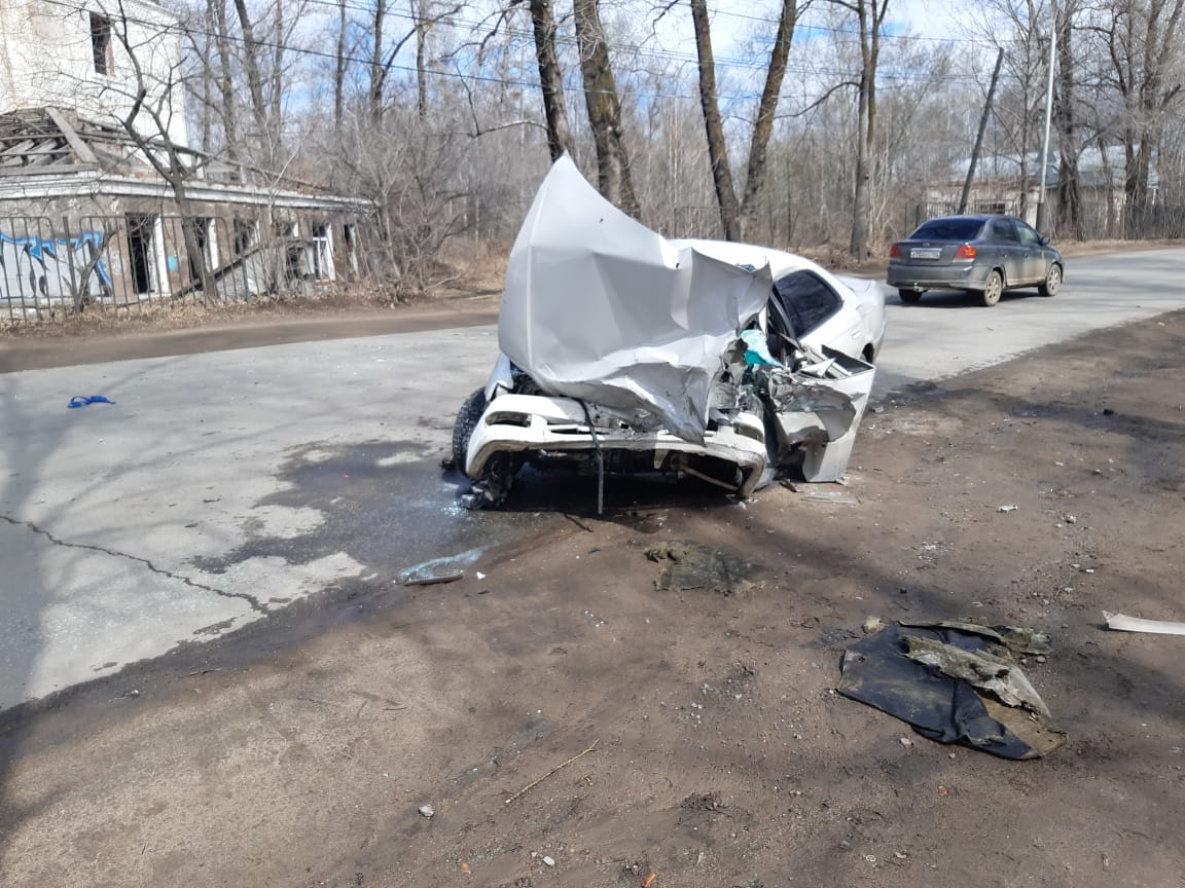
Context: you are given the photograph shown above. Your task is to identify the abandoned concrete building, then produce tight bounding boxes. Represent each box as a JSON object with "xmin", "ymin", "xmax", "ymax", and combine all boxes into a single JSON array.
[{"xmin": 0, "ymin": 0, "xmax": 365, "ymax": 321}]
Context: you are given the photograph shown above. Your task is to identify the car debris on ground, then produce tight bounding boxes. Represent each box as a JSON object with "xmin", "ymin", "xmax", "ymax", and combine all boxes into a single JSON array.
[
  {"xmin": 1103, "ymin": 612, "xmax": 1185, "ymax": 635},
  {"xmin": 451, "ymin": 155, "xmax": 884, "ymax": 511},
  {"xmin": 837, "ymin": 619, "xmax": 1066, "ymax": 759},
  {"xmin": 396, "ymin": 547, "xmax": 484, "ymax": 586},
  {"xmin": 646, "ymin": 541, "xmax": 758, "ymax": 597}
]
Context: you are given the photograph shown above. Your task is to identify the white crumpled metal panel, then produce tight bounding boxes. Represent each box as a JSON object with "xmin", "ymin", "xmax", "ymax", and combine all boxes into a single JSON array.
[{"xmin": 498, "ymin": 155, "xmax": 772, "ymax": 443}]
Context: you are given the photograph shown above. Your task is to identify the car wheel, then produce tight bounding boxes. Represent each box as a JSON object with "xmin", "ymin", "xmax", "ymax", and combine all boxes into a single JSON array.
[
  {"xmin": 451, "ymin": 387, "xmax": 487, "ymax": 473},
  {"xmin": 462, "ymin": 453, "xmax": 516, "ymax": 510},
  {"xmin": 1038, "ymin": 263, "xmax": 1062, "ymax": 297},
  {"xmin": 898, "ymin": 288, "xmax": 922, "ymax": 304},
  {"xmin": 981, "ymin": 270, "xmax": 1003, "ymax": 307}
]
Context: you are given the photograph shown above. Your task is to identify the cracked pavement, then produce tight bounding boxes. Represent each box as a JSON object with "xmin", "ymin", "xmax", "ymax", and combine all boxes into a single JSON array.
[{"xmin": 0, "ymin": 326, "xmax": 500, "ymax": 711}]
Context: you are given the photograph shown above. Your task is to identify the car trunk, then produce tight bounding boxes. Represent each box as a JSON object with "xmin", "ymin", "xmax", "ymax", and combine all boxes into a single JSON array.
[{"xmin": 894, "ymin": 240, "xmax": 968, "ymax": 267}]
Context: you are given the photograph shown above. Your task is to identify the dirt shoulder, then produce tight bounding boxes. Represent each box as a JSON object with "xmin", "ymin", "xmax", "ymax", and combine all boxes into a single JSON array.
[
  {"xmin": 3, "ymin": 312, "xmax": 1185, "ymax": 888},
  {"xmin": 0, "ymin": 294, "xmax": 501, "ymax": 373}
]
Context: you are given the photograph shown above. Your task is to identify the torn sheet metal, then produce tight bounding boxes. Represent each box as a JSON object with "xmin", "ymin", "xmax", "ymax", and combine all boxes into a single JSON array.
[
  {"xmin": 498, "ymin": 155, "xmax": 773, "ymax": 444},
  {"xmin": 757, "ymin": 347, "xmax": 876, "ymax": 482},
  {"xmin": 837, "ymin": 622, "xmax": 1066, "ymax": 759},
  {"xmin": 897, "ymin": 619, "xmax": 1053, "ymax": 655},
  {"xmin": 1103, "ymin": 612, "xmax": 1185, "ymax": 635}
]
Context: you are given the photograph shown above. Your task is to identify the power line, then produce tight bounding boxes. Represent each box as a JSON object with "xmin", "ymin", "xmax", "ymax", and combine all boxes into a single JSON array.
[{"xmin": 35, "ymin": 0, "xmax": 1021, "ymax": 107}]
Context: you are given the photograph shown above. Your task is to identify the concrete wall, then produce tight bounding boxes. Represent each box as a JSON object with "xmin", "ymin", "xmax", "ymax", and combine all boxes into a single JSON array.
[{"xmin": 0, "ymin": 0, "xmax": 189, "ymax": 148}]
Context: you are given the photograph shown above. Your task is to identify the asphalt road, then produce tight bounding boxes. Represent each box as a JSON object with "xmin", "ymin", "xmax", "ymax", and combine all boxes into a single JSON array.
[{"xmin": 2, "ymin": 248, "xmax": 1183, "ymax": 711}]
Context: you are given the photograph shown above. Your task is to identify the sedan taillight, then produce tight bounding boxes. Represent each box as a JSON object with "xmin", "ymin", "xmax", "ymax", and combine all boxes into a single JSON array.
[
  {"xmin": 890, "ymin": 244, "xmax": 901, "ymax": 259},
  {"xmin": 954, "ymin": 244, "xmax": 977, "ymax": 261}
]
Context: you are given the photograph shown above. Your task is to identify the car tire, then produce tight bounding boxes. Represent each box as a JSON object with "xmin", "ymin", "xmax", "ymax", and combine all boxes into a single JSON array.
[
  {"xmin": 981, "ymin": 270, "xmax": 1003, "ymax": 307},
  {"xmin": 451, "ymin": 388, "xmax": 487, "ymax": 474},
  {"xmin": 1038, "ymin": 263, "xmax": 1062, "ymax": 297},
  {"xmin": 898, "ymin": 288, "xmax": 923, "ymax": 304}
]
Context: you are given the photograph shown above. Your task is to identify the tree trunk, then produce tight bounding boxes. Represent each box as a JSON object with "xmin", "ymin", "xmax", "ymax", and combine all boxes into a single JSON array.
[
  {"xmin": 1054, "ymin": 8, "xmax": 1082, "ymax": 240},
  {"xmin": 213, "ymin": 0, "xmax": 240, "ymax": 163},
  {"xmin": 739, "ymin": 0, "xmax": 798, "ymax": 227},
  {"xmin": 849, "ymin": 0, "xmax": 882, "ymax": 259},
  {"xmin": 416, "ymin": 0, "xmax": 429, "ymax": 119},
  {"xmin": 572, "ymin": 0, "xmax": 640, "ymax": 217},
  {"xmin": 335, "ymin": 0, "xmax": 347, "ymax": 133},
  {"xmin": 689, "ymin": 0, "xmax": 741, "ymax": 240},
  {"xmin": 527, "ymin": 0, "xmax": 575, "ymax": 161},
  {"xmin": 369, "ymin": 0, "xmax": 388, "ymax": 123},
  {"xmin": 232, "ymin": 0, "xmax": 269, "ymax": 138}
]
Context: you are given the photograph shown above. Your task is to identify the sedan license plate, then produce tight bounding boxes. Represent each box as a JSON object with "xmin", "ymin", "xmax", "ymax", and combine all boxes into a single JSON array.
[{"xmin": 911, "ymin": 248, "xmax": 941, "ymax": 260}]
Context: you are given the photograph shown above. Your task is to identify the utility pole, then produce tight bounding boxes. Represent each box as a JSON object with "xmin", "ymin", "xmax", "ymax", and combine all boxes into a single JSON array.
[
  {"xmin": 958, "ymin": 47, "xmax": 1005, "ymax": 214},
  {"xmin": 1035, "ymin": 8, "xmax": 1057, "ymax": 234}
]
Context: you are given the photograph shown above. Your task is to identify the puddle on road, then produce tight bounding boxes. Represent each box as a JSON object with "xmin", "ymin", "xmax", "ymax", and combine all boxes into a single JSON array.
[{"xmin": 193, "ymin": 440, "xmax": 558, "ymax": 583}]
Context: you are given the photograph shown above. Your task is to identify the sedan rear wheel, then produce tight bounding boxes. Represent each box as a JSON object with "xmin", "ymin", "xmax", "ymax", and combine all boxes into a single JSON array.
[
  {"xmin": 980, "ymin": 270, "xmax": 1003, "ymax": 307},
  {"xmin": 1038, "ymin": 263, "xmax": 1062, "ymax": 297},
  {"xmin": 898, "ymin": 288, "xmax": 922, "ymax": 304}
]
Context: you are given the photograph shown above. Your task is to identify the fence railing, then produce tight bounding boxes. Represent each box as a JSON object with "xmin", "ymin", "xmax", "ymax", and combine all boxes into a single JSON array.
[{"xmin": 1, "ymin": 214, "xmax": 349, "ymax": 324}]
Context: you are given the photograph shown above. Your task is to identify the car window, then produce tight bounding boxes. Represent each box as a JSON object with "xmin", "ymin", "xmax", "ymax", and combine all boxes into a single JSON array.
[
  {"xmin": 1014, "ymin": 220, "xmax": 1041, "ymax": 246},
  {"xmin": 771, "ymin": 270, "xmax": 841, "ymax": 338},
  {"xmin": 910, "ymin": 218, "xmax": 986, "ymax": 240},
  {"xmin": 992, "ymin": 218, "xmax": 1019, "ymax": 244}
]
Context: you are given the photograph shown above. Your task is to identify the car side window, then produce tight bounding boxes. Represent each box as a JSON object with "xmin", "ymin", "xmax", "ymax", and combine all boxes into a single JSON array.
[
  {"xmin": 1015, "ymin": 221, "xmax": 1040, "ymax": 246},
  {"xmin": 772, "ymin": 271, "xmax": 842, "ymax": 338},
  {"xmin": 993, "ymin": 218, "xmax": 1019, "ymax": 244}
]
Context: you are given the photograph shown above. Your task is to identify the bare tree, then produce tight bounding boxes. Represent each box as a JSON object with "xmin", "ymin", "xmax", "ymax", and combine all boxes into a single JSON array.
[
  {"xmin": 521, "ymin": 0, "xmax": 576, "ymax": 161},
  {"xmin": 1055, "ymin": 1, "xmax": 1085, "ymax": 239},
  {"xmin": 573, "ymin": 0, "xmax": 641, "ymax": 216},
  {"xmin": 826, "ymin": 0, "xmax": 891, "ymax": 258},
  {"xmin": 101, "ymin": 1, "xmax": 217, "ymax": 299},
  {"xmin": 1094, "ymin": 0, "xmax": 1185, "ymax": 233},
  {"xmin": 689, "ymin": 0, "xmax": 799, "ymax": 241}
]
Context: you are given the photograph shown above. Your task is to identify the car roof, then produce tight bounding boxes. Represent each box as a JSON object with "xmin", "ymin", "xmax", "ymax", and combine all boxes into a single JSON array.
[{"xmin": 920, "ymin": 214, "xmax": 1019, "ymax": 223}]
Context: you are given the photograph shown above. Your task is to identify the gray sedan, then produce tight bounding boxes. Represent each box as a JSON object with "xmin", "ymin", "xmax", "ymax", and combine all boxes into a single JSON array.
[{"xmin": 888, "ymin": 214, "xmax": 1064, "ymax": 307}]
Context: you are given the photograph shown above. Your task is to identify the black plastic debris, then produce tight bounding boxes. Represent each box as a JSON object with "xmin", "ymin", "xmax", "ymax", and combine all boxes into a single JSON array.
[{"xmin": 837, "ymin": 622, "xmax": 1066, "ymax": 759}]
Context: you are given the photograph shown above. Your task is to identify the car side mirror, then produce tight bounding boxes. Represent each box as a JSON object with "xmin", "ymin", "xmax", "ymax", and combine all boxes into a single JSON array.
[{"xmin": 1039, "ymin": 235, "xmax": 1050, "ymax": 246}]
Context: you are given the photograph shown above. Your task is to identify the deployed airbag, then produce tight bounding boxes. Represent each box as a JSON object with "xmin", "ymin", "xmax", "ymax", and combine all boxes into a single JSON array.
[{"xmin": 498, "ymin": 155, "xmax": 773, "ymax": 443}]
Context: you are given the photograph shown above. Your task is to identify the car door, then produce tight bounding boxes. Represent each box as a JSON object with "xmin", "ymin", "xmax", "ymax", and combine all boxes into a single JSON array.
[
  {"xmin": 988, "ymin": 217, "xmax": 1024, "ymax": 285},
  {"xmin": 1013, "ymin": 218, "xmax": 1046, "ymax": 283}
]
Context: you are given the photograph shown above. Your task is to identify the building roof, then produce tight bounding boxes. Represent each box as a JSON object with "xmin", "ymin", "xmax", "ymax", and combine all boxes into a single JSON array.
[
  {"xmin": 0, "ymin": 106, "xmax": 366, "ymax": 213},
  {"xmin": 953, "ymin": 147, "xmax": 1159, "ymax": 190}
]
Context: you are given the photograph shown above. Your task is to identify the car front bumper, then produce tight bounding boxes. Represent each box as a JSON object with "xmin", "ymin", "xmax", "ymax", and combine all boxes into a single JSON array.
[{"xmin": 465, "ymin": 393, "xmax": 771, "ymax": 496}]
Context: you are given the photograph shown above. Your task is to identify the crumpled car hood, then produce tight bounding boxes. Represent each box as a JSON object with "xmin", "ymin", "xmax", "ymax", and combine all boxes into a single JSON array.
[{"xmin": 498, "ymin": 155, "xmax": 773, "ymax": 443}]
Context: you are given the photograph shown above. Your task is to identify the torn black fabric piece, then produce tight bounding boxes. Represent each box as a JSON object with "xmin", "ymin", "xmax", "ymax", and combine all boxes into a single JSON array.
[{"xmin": 837, "ymin": 624, "xmax": 1064, "ymax": 760}]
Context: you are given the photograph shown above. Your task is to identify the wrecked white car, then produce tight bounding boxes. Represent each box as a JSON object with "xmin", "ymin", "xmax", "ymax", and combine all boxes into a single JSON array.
[{"xmin": 451, "ymin": 156, "xmax": 886, "ymax": 510}]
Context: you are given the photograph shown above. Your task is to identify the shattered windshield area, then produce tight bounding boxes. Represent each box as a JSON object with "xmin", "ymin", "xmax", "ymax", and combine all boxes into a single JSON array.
[{"xmin": 910, "ymin": 218, "xmax": 986, "ymax": 240}]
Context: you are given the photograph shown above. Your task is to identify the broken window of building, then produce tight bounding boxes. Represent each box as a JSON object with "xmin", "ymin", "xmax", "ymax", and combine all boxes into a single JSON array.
[
  {"xmin": 126, "ymin": 213, "xmax": 157, "ymax": 294},
  {"xmin": 90, "ymin": 14, "xmax": 113, "ymax": 76},
  {"xmin": 233, "ymin": 217, "xmax": 256, "ymax": 256},
  {"xmin": 311, "ymin": 223, "xmax": 334, "ymax": 281}
]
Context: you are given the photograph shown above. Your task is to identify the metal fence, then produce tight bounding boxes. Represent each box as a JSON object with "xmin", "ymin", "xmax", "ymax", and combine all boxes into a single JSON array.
[{"xmin": 1, "ymin": 214, "xmax": 348, "ymax": 324}]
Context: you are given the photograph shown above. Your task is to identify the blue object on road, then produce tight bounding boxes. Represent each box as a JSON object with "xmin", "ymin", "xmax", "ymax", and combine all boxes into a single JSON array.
[{"xmin": 68, "ymin": 395, "xmax": 116, "ymax": 408}]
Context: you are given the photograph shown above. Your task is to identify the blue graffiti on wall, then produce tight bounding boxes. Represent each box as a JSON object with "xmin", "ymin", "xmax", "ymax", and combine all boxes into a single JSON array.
[{"xmin": 0, "ymin": 230, "xmax": 112, "ymax": 303}]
